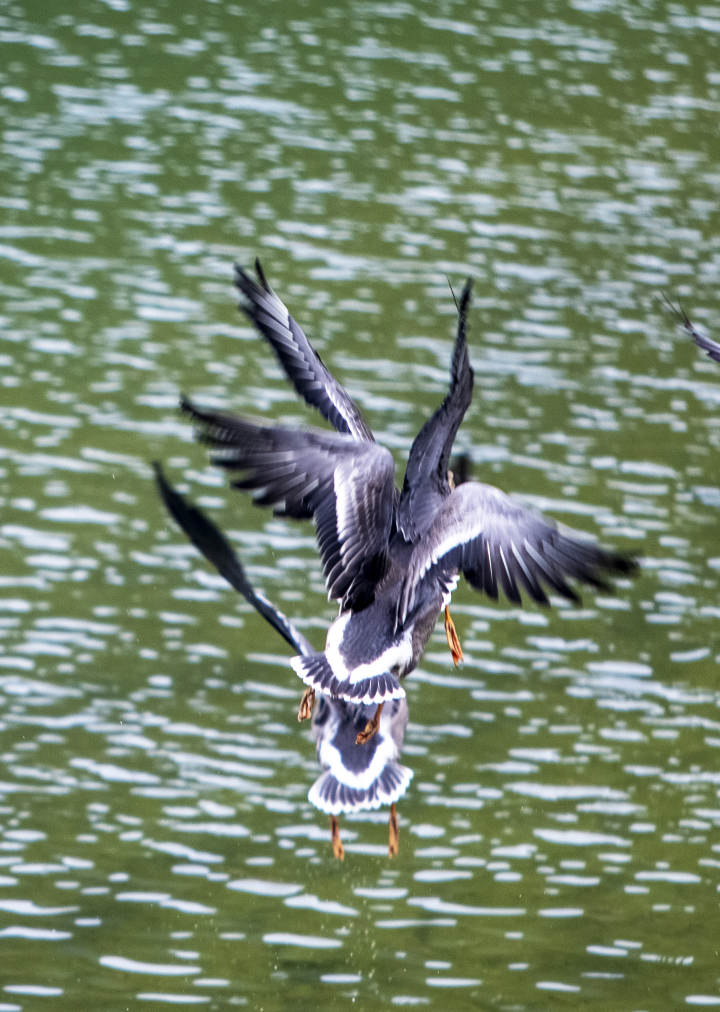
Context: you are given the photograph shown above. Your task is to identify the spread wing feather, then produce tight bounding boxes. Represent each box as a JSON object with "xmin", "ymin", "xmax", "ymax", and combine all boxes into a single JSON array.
[
  {"xmin": 235, "ymin": 261, "xmax": 374, "ymax": 440},
  {"xmin": 181, "ymin": 398, "xmax": 395, "ymax": 610},
  {"xmin": 153, "ymin": 462, "xmax": 314, "ymax": 656},
  {"xmin": 397, "ymin": 278, "xmax": 474, "ymax": 540},
  {"xmin": 664, "ymin": 296, "xmax": 720, "ymax": 363},
  {"xmin": 398, "ymin": 481, "xmax": 637, "ymax": 625}
]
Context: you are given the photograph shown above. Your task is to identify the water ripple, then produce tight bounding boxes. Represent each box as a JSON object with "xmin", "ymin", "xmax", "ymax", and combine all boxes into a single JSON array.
[
  {"xmin": 99, "ymin": 955, "xmax": 201, "ymax": 976},
  {"xmin": 262, "ymin": 932, "xmax": 342, "ymax": 949}
]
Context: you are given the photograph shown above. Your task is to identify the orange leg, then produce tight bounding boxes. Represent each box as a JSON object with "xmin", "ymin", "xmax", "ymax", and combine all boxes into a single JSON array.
[
  {"xmin": 297, "ymin": 687, "xmax": 315, "ymax": 722},
  {"xmin": 444, "ymin": 605, "xmax": 463, "ymax": 665},
  {"xmin": 330, "ymin": 815, "xmax": 345, "ymax": 860},
  {"xmin": 388, "ymin": 802, "xmax": 399, "ymax": 858},
  {"xmin": 355, "ymin": 701, "xmax": 384, "ymax": 745}
]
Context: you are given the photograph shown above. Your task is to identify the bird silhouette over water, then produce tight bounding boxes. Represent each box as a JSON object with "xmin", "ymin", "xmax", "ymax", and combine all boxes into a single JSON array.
[{"xmin": 182, "ymin": 261, "xmax": 638, "ymax": 741}]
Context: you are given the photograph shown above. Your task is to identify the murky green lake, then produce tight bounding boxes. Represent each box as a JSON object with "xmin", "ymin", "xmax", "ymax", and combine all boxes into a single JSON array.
[{"xmin": 2, "ymin": 1, "xmax": 720, "ymax": 1008}]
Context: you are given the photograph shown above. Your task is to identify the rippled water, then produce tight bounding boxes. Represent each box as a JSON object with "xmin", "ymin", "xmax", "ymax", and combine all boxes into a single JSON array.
[{"xmin": 2, "ymin": 0, "xmax": 720, "ymax": 1008}]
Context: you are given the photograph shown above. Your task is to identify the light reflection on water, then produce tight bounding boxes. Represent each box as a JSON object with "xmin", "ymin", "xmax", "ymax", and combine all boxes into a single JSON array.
[{"xmin": 2, "ymin": 0, "xmax": 720, "ymax": 1007}]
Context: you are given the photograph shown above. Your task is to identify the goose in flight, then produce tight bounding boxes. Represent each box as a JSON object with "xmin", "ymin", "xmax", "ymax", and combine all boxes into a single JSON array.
[
  {"xmin": 183, "ymin": 262, "xmax": 638, "ymax": 738},
  {"xmin": 154, "ymin": 463, "xmax": 412, "ymax": 859}
]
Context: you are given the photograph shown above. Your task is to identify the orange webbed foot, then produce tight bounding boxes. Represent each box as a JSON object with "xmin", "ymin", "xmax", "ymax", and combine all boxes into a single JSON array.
[
  {"xmin": 355, "ymin": 701, "xmax": 384, "ymax": 745},
  {"xmin": 297, "ymin": 687, "xmax": 315, "ymax": 722},
  {"xmin": 444, "ymin": 605, "xmax": 463, "ymax": 666}
]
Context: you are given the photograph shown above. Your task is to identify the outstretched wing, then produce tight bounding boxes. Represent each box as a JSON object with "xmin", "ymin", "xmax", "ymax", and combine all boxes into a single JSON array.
[
  {"xmin": 153, "ymin": 462, "xmax": 314, "ymax": 656},
  {"xmin": 397, "ymin": 278, "xmax": 474, "ymax": 540},
  {"xmin": 235, "ymin": 260, "xmax": 374, "ymax": 440},
  {"xmin": 182, "ymin": 398, "xmax": 395, "ymax": 611},
  {"xmin": 397, "ymin": 481, "xmax": 638, "ymax": 625},
  {"xmin": 664, "ymin": 295, "xmax": 720, "ymax": 364}
]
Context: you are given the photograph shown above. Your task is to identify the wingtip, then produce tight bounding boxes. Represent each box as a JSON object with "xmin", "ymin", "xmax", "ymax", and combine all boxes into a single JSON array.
[
  {"xmin": 233, "ymin": 259, "xmax": 272, "ymax": 318},
  {"xmin": 598, "ymin": 544, "xmax": 640, "ymax": 579},
  {"xmin": 179, "ymin": 395, "xmax": 210, "ymax": 429},
  {"xmin": 233, "ymin": 260, "xmax": 265, "ymax": 300},
  {"xmin": 459, "ymin": 276, "xmax": 473, "ymax": 310},
  {"xmin": 661, "ymin": 294, "xmax": 720, "ymax": 362},
  {"xmin": 660, "ymin": 291, "xmax": 686, "ymax": 327},
  {"xmin": 448, "ymin": 276, "xmax": 473, "ymax": 387},
  {"xmin": 153, "ymin": 460, "xmax": 185, "ymax": 526},
  {"xmin": 178, "ymin": 395, "xmax": 213, "ymax": 440},
  {"xmin": 232, "ymin": 261, "xmax": 251, "ymax": 287},
  {"xmin": 447, "ymin": 275, "xmax": 473, "ymax": 314},
  {"xmin": 179, "ymin": 393, "xmax": 194, "ymax": 416},
  {"xmin": 254, "ymin": 257, "xmax": 270, "ymax": 291},
  {"xmin": 617, "ymin": 552, "xmax": 640, "ymax": 577}
]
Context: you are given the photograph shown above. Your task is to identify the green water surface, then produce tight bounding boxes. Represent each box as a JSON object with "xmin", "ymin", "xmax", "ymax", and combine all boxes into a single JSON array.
[{"xmin": 2, "ymin": 1, "xmax": 720, "ymax": 1008}]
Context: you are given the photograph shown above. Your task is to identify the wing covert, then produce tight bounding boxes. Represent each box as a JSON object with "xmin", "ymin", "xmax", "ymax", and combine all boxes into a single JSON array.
[
  {"xmin": 181, "ymin": 397, "xmax": 395, "ymax": 610},
  {"xmin": 398, "ymin": 481, "xmax": 637, "ymax": 625}
]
